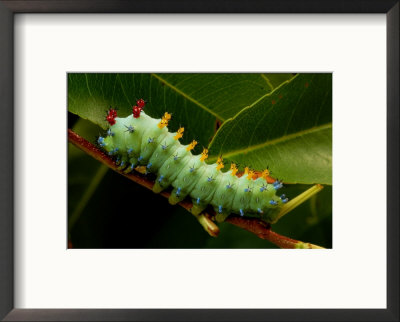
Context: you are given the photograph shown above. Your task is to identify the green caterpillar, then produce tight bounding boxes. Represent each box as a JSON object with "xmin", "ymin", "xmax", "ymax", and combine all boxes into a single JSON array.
[{"xmin": 97, "ymin": 99, "xmax": 289, "ymax": 225}]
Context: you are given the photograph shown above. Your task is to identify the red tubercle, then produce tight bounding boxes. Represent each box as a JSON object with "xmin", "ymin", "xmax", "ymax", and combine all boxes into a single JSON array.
[
  {"xmin": 132, "ymin": 99, "xmax": 146, "ymax": 118},
  {"xmin": 106, "ymin": 108, "xmax": 118, "ymax": 125},
  {"xmin": 109, "ymin": 108, "xmax": 117, "ymax": 118},
  {"xmin": 106, "ymin": 116, "xmax": 116, "ymax": 125},
  {"xmin": 136, "ymin": 98, "xmax": 146, "ymax": 109},
  {"xmin": 132, "ymin": 105, "xmax": 142, "ymax": 118}
]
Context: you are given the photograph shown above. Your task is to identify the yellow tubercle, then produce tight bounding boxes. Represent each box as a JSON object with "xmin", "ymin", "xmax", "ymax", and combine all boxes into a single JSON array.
[
  {"xmin": 247, "ymin": 169, "xmax": 255, "ymax": 180},
  {"xmin": 244, "ymin": 167, "xmax": 249, "ymax": 175},
  {"xmin": 200, "ymin": 148, "xmax": 208, "ymax": 162},
  {"xmin": 230, "ymin": 163, "xmax": 238, "ymax": 176},
  {"xmin": 216, "ymin": 156, "xmax": 224, "ymax": 171},
  {"xmin": 186, "ymin": 140, "xmax": 198, "ymax": 151},
  {"xmin": 157, "ymin": 112, "xmax": 172, "ymax": 129},
  {"xmin": 164, "ymin": 112, "xmax": 171, "ymax": 120},
  {"xmin": 173, "ymin": 127, "xmax": 184, "ymax": 140},
  {"xmin": 261, "ymin": 169, "xmax": 270, "ymax": 180}
]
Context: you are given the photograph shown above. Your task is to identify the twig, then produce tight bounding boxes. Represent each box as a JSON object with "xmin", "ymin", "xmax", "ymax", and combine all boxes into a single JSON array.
[
  {"xmin": 68, "ymin": 129, "xmax": 325, "ymax": 249},
  {"xmin": 225, "ymin": 217, "xmax": 324, "ymax": 249}
]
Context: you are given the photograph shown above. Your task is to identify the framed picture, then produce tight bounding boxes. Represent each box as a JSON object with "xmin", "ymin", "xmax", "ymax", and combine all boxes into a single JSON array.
[{"xmin": 1, "ymin": 1, "xmax": 398, "ymax": 321}]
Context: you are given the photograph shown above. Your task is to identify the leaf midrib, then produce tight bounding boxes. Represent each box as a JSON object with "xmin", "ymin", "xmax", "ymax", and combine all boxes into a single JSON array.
[{"xmin": 208, "ymin": 123, "xmax": 332, "ymax": 161}]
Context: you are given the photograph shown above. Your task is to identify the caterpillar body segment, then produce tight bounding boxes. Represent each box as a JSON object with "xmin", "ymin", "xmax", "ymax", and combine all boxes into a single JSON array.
[{"xmin": 100, "ymin": 103, "xmax": 288, "ymax": 225}]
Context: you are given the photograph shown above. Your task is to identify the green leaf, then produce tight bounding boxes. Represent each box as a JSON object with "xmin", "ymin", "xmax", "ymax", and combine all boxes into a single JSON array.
[
  {"xmin": 68, "ymin": 73, "xmax": 215, "ymax": 150},
  {"xmin": 68, "ymin": 73, "xmax": 294, "ymax": 149},
  {"xmin": 208, "ymin": 74, "xmax": 332, "ymax": 184},
  {"xmin": 154, "ymin": 73, "xmax": 294, "ymax": 121}
]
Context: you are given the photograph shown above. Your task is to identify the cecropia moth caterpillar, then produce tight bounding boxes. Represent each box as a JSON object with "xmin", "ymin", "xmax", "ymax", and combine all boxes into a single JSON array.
[{"xmin": 97, "ymin": 99, "xmax": 291, "ymax": 225}]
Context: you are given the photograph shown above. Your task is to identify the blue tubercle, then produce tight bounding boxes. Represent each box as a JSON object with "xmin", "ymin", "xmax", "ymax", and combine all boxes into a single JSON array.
[
  {"xmin": 273, "ymin": 180, "xmax": 283, "ymax": 190},
  {"xmin": 269, "ymin": 200, "xmax": 278, "ymax": 206},
  {"xmin": 161, "ymin": 144, "xmax": 168, "ymax": 150},
  {"xmin": 97, "ymin": 136, "xmax": 105, "ymax": 147},
  {"xmin": 125, "ymin": 125, "xmax": 135, "ymax": 133},
  {"xmin": 107, "ymin": 129, "xmax": 114, "ymax": 136},
  {"xmin": 218, "ymin": 205, "xmax": 222, "ymax": 213},
  {"xmin": 260, "ymin": 185, "xmax": 267, "ymax": 192},
  {"xmin": 148, "ymin": 137, "xmax": 154, "ymax": 143},
  {"xmin": 207, "ymin": 176, "xmax": 214, "ymax": 182},
  {"xmin": 127, "ymin": 148, "xmax": 133, "ymax": 155},
  {"xmin": 196, "ymin": 197, "xmax": 200, "ymax": 204},
  {"xmin": 108, "ymin": 148, "xmax": 118, "ymax": 156},
  {"xmin": 239, "ymin": 209, "xmax": 244, "ymax": 216},
  {"xmin": 147, "ymin": 163, "xmax": 152, "ymax": 169},
  {"xmin": 158, "ymin": 175, "xmax": 164, "ymax": 183},
  {"xmin": 176, "ymin": 187, "xmax": 181, "ymax": 196},
  {"xmin": 138, "ymin": 155, "xmax": 143, "ymax": 161}
]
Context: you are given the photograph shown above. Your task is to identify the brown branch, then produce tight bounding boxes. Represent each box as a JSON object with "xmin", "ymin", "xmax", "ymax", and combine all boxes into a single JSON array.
[
  {"xmin": 68, "ymin": 129, "xmax": 324, "ymax": 249},
  {"xmin": 225, "ymin": 217, "xmax": 324, "ymax": 249}
]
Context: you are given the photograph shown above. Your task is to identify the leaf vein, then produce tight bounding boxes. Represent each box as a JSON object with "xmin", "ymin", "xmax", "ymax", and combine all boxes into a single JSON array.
[
  {"xmin": 209, "ymin": 123, "xmax": 332, "ymax": 161},
  {"xmin": 260, "ymin": 74, "xmax": 274, "ymax": 91}
]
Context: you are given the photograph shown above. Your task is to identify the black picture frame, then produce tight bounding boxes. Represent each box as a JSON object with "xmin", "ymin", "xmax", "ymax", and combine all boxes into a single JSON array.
[{"xmin": 0, "ymin": 1, "xmax": 398, "ymax": 321}]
